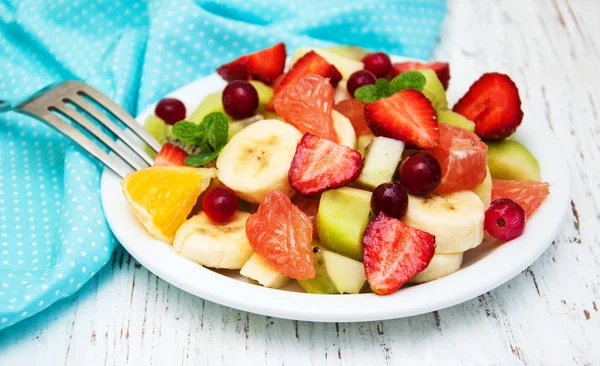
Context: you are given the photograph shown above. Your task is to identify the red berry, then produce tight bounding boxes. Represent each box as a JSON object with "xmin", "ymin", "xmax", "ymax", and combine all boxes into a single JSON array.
[
  {"xmin": 347, "ymin": 70, "xmax": 376, "ymax": 97},
  {"xmin": 155, "ymin": 98, "xmax": 186, "ymax": 125},
  {"xmin": 202, "ymin": 187, "xmax": 239, "ymax": 223},
  {"xmin": 397, "ymin": 152, "xmax": 441, "ymax": 195},
  {"xmin": 153, "ymin": 143, "xmax": 188, "ymax": 167},
  {"xmin": 362, "ymin": 52, "xmax": 392, "ymax": 78},
  {"xmin": 216, "ymin": 43, "xmax": 286, "ymax": 85},
  {"xmin": 222, "ymin": 80, "xmax": 259, "ymax": 119},
  {"xmin": 371, "ymin": 182, "xmax": 408, "ymax": 219},
  {"xmin": 484, "ymin": 198, "xmax": 526, "ymax": 241},
  {"xmin": 391, "ymin": 61, "xmax": 451, "ymax": 90}
]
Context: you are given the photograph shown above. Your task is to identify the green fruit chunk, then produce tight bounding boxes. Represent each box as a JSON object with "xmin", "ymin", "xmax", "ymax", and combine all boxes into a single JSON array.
[
  {"xmin": 486, "ymin": 139, "xmax": 541, "ymax": 180},
  {"xmin": 144, "ymin": 115, "xmax": 168, "ymax": 158},
  {"xmin": 437, "ymin": 110, "xmax": 475, "ymax": 132},
  {"xmin": 324, "ymin": 45, "xmax": 370, "ymax": 62},
  {"xmin": 357, "ymin": 136, "xmax": 405, "ymax": 190},
  {"xmin": 189, "ymin": 92, "xmax": 226, "ymax": 124},
  {"xmin": 419, "ymin": 69, "xmax": 448, "ymax": 111},
  {"xmin": 316, "ymin": 187, "xmax": 372, "ymax": 261},
  {"xmin": 261, "ymin": 111, "xmax": 284, "ymax": 121},
  {"xmin": 248, "ymin": 80, "xmax": 273, "ymax": 112},
  {"xmin": 356, "ymin": 134, "xmax": 375, "ymax": 156},
  {"xmin": 298, "ymin": 246, "xmax": 366, "ymax": 294}
]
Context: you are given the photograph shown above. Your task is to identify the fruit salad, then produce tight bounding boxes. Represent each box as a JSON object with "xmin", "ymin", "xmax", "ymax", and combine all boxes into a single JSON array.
[{"xmin": 121, "ymin": 43, "xmax": 550, "ymax": 296}]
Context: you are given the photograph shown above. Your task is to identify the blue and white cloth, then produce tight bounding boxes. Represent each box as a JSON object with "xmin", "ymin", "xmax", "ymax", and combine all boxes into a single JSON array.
[{"xmin": 0, "ymin": 0, "xmax": 446, "ymax": 330}]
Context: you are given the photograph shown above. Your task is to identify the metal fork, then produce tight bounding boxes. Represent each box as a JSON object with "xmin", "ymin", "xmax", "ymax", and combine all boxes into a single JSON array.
[{"xmin": 0, "ymin": 80, "xmax": 161, "ymax": 178}]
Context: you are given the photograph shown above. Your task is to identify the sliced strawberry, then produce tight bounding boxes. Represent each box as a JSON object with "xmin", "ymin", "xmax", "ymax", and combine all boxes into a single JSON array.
[
  {"xmin": 291, "ymin": 194, "xmax": 320, "ymax": 239},
  {"xmin": 334, "ymin": 99, "xmax": 371, "ymax": 136},
  {"xmin": 391, "ymin": 61, "xmax": 451, "ymax": 90},
  {"xmin": 453, "ymin": 73, "xmax": 523, "ymax": 140},
  {"xmin": 216, "ymin": 43, "xmax": 286, "ymax": 85},
  {"xmin": 153, "ymin": 143, "xmax": 188, "ymax": 167},
  {"xmin": 289, "ymin": 133, "xmax": 362, "ymax": 195},
  {"xmin": 269, "ymin": 51, "xmax": 341, "ymax": 109},
  {"xmin": 364, "ymin": 89, "xmax": 439, "ymax": 149},
  {"xmin": 363, "ymin": 213, "xmax": 436, "ymax": 295},
  {"xmin": 273, "ymin": 75, "xmax": 338, "ymax": 141}
]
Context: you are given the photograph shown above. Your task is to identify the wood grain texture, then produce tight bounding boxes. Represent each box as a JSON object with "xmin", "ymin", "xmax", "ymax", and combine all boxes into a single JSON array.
[{"xmin": 1, "ymin": 0, "xmax": 599, "ymax": 364}]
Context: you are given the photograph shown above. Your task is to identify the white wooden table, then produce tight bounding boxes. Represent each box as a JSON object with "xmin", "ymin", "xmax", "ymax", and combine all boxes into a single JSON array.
[{"xmin": 1, "ymin": 0, "xmax": 599, "ymax": 364}]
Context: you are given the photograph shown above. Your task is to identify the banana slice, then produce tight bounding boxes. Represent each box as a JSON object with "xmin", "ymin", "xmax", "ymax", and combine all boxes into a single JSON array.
[
  {"xmin": 473, "ymin": 166, "xmax": 492, "ymax": 208},
  {"xmin": 217, "ymin": 119, "xmax": 302, "ymax": 203},
  {"xmin": 173, "ymin": 212, "xmax": 253, "ymax": 269},
  {"xmin": 334, "ymin": 81, "xmax": 351, "ymax": 103},
  {"xmin": 408, "ymin": 252, "xmax": 463, "ymax": 284},
  {"xmin": 240, "ymin": 253, "xmax": 290, "ymax": 288},
  {"xmin": 332, "ymin": 110, "xmax": 357, "ymax": 149},
  {"xmin": 403, "ymin": 191, "xmax": 485, "ymax": 253}
]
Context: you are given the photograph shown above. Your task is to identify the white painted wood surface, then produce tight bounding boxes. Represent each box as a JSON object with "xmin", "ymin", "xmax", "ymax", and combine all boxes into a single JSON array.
[{"xmin": 1, "ymin": 0, "xmax": 599, "ymax": 364}]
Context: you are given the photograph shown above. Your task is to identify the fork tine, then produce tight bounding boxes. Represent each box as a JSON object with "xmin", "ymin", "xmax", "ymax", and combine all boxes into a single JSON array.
[
  {"xmin": 74, "ymin": 82, "xmax": 162, "ymax": 153},
  {"xmin": 53, "ymin": 103, "xmax": 148, "ymax": 171},
  {"xmin": 67, "ymin": 94, "xmax": 155, "ymax": 166},
  {"xmin": 37, "ymin": 112, "xmax": 133, "ymax": 178}
]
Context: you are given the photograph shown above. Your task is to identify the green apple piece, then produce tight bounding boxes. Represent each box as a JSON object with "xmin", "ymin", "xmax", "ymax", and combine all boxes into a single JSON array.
[
  {"xmin": 437, "ymin": 110, "xmax": 475, "ymax": 132},
  {"xmin": 291, "ymin": 47, "xmax": 363, "ymax": 79},
  {"xmin": 473, "ymin": 165, "xmax": 492, "ymax": 208},
  {"xmin": 324, "ymin": 45, "xmax": 370, "ymax": 61},
  {"xmin": 418, "ymin": 69, "xmax": 448, "ymax": 111},
  {"xmin": 316, "ymin": 187, "xmax": 372, "ymax": 261},
  {"xmin": 240, "ymin": 253, "xmax": 290, "ymax": 289},
  {"xmin": 486, "ymin": 139, "xmax": 541, "ymax": 180},
  {"xmin": 356, "ymin": 134, "xmax": 375, "ymax": 156},
  {"xmin": 357, "ymin": 136, "xmax": 405, "ymax": 190},
  {"xmin": 248, "ymin": 80, "xmax": 273, "ymax": 112},
  {"xmin": 189, "ymin": 91, "xmax": 227, "ymax": 124},
  {"xmin": 298, "ymin": 246, "xmax": 367, "ymax": 294}
]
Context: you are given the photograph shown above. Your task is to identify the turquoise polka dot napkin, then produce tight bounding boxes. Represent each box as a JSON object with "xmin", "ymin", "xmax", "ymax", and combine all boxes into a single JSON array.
[{"xmin": 0, "ymin": 0, "xmax": 446, "ymax": 330}]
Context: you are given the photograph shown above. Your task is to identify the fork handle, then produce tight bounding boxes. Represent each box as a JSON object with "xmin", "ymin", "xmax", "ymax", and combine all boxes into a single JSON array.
[{"xmin": 0, "ymin": 100, "xmax": 11, "ymax": 113}]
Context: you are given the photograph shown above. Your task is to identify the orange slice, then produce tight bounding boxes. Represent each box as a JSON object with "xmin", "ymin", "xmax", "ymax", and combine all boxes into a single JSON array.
[{"xmin": 121, "ymin": 167, "xmax": 216, "ymax": 243}]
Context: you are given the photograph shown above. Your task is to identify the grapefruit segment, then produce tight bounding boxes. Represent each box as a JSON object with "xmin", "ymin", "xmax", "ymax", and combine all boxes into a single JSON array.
[{"xmin": 491, "ymin": 179, "xmax": 550, "ymax": 217}]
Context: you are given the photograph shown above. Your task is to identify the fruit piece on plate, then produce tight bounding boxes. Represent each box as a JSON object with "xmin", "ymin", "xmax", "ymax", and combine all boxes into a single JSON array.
[
  {"xmin": 357, "ymin": 136, "xmax": 405, "ymax": 190},
  {"xmin": 324, "ymin": 45, "xmax": 370, "ymax": 62},
  {"xmin": 172, "ymin": 211, "xmax": 253, "ymax": 269},
  {"xmin": 122, "ymin": 167, "xmax": 216, "ymax": 243},
  {"xmin": 356, "ymin": 133, "xmax": 375, "ymax": 156},
  {"xmin": 291, "ymin": 47, "xmax": 364, "ymax": 80},
  {"xmin": 408, "ymin": 252, "xmax": 463, "ymax": 284},
  {"xmin": 437, "ymin": 110, "xmax": 475, "ymax": 132},
  {"xmin": 155, "ymin": 98, "xmax": 187, "ymax": 126},
  {"xmin": 397, "ymin": 152, "xmax": 442, "ymax": 196},
  {"xmin": 370, "ymin": 182, "xmax": 409, "ymax": 219},
  {"xmin": 261, "ymin": 110, "xmax": 284, "ymax": 121},
  {"xmin": 485, "ymin": 198, "xmax": 526, "ymax": 241},
  {"xmin": 486, "ymin": 139, "xmax": 541, "ymax": 180},
  {"xmin": 334, "ymin": 98, "xmax": 371, "ymax": 136},
  {"xmin": 240, "ymin": 253, "xmax": 290, "ymax": 289},
  {"xmin": 364, "ymin": 89, "xmax": 439, "ymax": 149},
  {"xmin": 428, "ymin": 123, "xmax": 488, "ymax": 194},
  {"xmin": 491, "ymin": 179, "xmax": 550, "ymax": 217},
  {"xmin": 346, "ymin": 69, "xmax": 377, "ymax": 97},
  {"xmin": 154, "ymin": 143, "xmax": 188, "ymax": 167},
  {"xmin": 216, "ymin": 43, "xmax": 286, "ymax": 85},
  {"xmin": 363, "ymin": 212, "xmax": 436, "ymax": 295},
  {"xmin": 228, "ymin": 115, "xmax": 264, "ymax": 140},
  {"xmin": 391, "ymin": 61, "xmax": 450, "ymax": 90},
  {"xmin": 362, "ymin": 52, "xmax": 392, "ymax": 79},
  {"xmin": 217, "ymin": 119, "xmax": 302, "ymax": 203},
  {"xmin": 316, "ymin": 187, "xmax": 372, "ymax": 261},
  {"xmin": 273, "ymin": 75, "xmax": 338, "ymax": 142},
  {"xmin": 246, "ymin": 191, "xmax": 315, "ymax": 280},
  {"xmin": 298, "ymin": 246, "xmax": 367, "ymax": 294},
  {"xmin": 289, "ymin": 133, "xmax": 362, "ymax": 195},
  {"xmin": 291, "ymin": 195, "xmax": 320, "ymax": 239},
  {"xmin": 144, "ymin": 115, "xmax": 168, "ymax": 159},
  {"xmin": 417, "ymin": 69, "xmax": 448, "ymax": 111},
  {"xmin": 249, "ymin": 80, "xmax": 274, "ymax": 112},
  {"xmin": 188, "ymin": 91, "xmax": 228, "ymax": 124},
  {"xmin": 334, "ymin": 80, "xmax": 351, "ymax": 103},
  {"xmin": 270, "ymin": 51, "xmax": 342, "ymax": 109},
  {"xmin": 472, "ymin": 166, "xmax": 492, "ymax": 208},
  {"xmin": 222, "ymin": 80, "xmax": 259, "ymax": 119},
  {"xmin": 402, "ymin": 190, "xmax": 485, "ymax": 253},
  {"xmin": 453, "ymin": 73, "xmax": 524, "ymax": 140},
  {"xmin": 332, "ymin": 110, "xmax": 357, "ymax": 148}
]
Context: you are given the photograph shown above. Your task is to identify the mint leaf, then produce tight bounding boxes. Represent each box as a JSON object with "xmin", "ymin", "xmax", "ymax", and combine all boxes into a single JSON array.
[
  {"xmin": 184, "ymin": 151, "xmax": 220, "ymax": 167},
  {"xmin": 172, "ymin": 121, "xmax": 202, "ymax": 145},
  {"xmin": 198, "ymin": 112, "xmax": 229, "ymax": 152},
  {"xmin": 390, "ymin": 71, "xmax": 426, "ymax": 93},
  {"xmin": 354, "ymin": 85, "xmax": 379, "ymax": 102},
  {"xmin": 375, "ymin": 78, "xmax": 392, "ymax": 98}
]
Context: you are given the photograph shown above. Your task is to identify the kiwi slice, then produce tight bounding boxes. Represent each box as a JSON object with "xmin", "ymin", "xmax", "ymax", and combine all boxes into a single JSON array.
[
  {"xmin": 419, "ymin": 69, "xmax": 448, "ymax": 111},
  {"xmin": 437, "ymin": 110, "xmax": 475, "ymax": 132},
  {"xmin": 486, "ymin": 139, "xmax": 541, "ymax": 180},
  {"xmin": 188, "ymin": 91, "xmax": 226, "ymax": 124},
  {"xmin": 143, "ymin": 115, "xmax": 168, "ymax": 158}
]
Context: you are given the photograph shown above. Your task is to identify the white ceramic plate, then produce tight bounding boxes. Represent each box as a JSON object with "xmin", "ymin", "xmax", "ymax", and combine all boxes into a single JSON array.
[{"xmin": 101, "ymin": 58, "xmax": 571, "ymax": 322}]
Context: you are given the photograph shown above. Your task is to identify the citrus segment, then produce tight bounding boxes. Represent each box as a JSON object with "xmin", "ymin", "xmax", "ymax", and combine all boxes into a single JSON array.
[
  {"xmin": 334, "ymin": 99, "xmax": 371, "ymax": 136},
  {"xmin": 122, "ymin": 167, "xmax": 215, "ymax": 243},
  {"xmin": 491, "ymin": 179, "xmax": 550, "ymax": 217}
]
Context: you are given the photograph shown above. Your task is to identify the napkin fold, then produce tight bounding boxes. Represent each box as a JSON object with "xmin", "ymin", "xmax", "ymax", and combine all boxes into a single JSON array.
[{"xmin": 0, "ymin": 0, "xmax": 446, "ymax": 330}]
